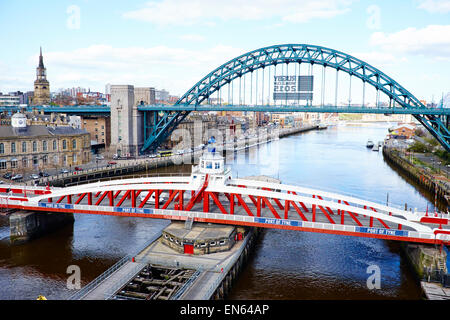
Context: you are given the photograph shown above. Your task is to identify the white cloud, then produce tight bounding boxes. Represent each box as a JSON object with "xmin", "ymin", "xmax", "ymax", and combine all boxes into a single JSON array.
[
  {"xmin": 4, "ymin": 44, "xmax": 244, "ymax": 95},
  {"xmin": 179, "ymin": 34, "xmax": 205, "ymax": 42},
  {"xmin": 369, "ymin": 25, "xmax": 450, "ymax": 60},
  {"xmin": 123, "ymin": 0, "xmax": 354, "ymax": 26},
  {"xmin": 352, "ymin": 52, "xmax": 408, "ymax": 67},
  {"xmin": 416, "ymin": 0, "xmax": 450, "ymax": 13}
]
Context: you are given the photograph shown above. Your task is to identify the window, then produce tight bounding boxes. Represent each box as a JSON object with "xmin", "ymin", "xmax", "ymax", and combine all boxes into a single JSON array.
[
  {"xmin": 206, "ymin": 161, "xmax": 212, "ymax": 169},
  {"xmin": 62, "ymin": 140, "xmax": 67, "ymax": 149},
  {"xmin": 11, "ymin": 159, "xmax": 17, "ymax": 169},
  {"xmin": 0, "ymin": 160, "xmax": 6, "ymax": 170},
  {"xmin": 101, "ymin": 125, "xmax": 104, "ymax": 129},
  {"xmin": 32, "ymin": 141, "xmax": 37, "ymax": 152},
  {"xmin": 33, "ymin": 155, "xmax": 38, "ymax": 166},
  {"xmin": 73, "ymin": 154, "xmax": 77, "ymax": 163},
  {"xmin": 11, "ymin": 142, "xmax": 16, "ymax": 154},
  {"xmin": 0, "ymin": 143, "xmax": 4, "ymax": 154},
  {"xmin": 43, "ymin": 141, "xmax": 47, "ymax": 151},
  {"xmin": 72, "ymin": 139, "xmax": 76, "ymax": 149},
  {"xmin": 63, "ymin": 155, "xmax": 67, "ymax": 166},
  {"xmin": 22, "ymin": 158, "xmax": 28, "ymax": 168},
  {"xmin": 53, "ymin": 155, "xmax": 58, "ymax": 165},
  {"xmin": 215, "ymin": 162, "xmax": 220, "ymax": 169},
  {"xmin": 22, "ymin": 142, "xmax": 27, "ymax": 152},
  {"xmin": 42, "ymin": 155, "xmax": 48, "ymax": 165},
  {"xmin": 53, "ymin": 140, "xmax": 57, "ymax": 150}
]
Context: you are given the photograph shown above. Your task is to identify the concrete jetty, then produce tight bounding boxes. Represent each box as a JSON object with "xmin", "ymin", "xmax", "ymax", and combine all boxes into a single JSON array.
[{"xmin": 69, "ymin": 223, "xmax": 259, "ymax": 300}]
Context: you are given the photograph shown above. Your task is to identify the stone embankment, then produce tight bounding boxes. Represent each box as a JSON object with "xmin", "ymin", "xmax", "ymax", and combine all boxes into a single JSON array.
[{"xmin": 382, "ymin": 146, "xmax": 450, "ymax": 207}]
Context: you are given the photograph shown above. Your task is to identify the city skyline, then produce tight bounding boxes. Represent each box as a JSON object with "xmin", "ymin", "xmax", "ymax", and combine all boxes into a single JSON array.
[{"xmin": 1, "ymin": 0, "xmax": 450, "ymax": 104}]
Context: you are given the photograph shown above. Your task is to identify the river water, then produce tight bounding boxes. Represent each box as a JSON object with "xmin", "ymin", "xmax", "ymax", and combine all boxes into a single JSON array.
[{"xmin": 0, "ymin": 123, "xmax": 438, "ymax": 299}]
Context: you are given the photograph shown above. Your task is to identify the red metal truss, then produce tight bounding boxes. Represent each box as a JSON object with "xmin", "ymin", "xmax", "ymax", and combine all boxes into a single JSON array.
[
  {"xmin": 116, "ymin": 190, "xmax": 131, "ymax": 207},
  {"xmin": 289, "ymin": 191, "xmax": 309, "ymax": 212},
  {"xmin": 162, "ymin": 190, "xmax": 178, "ymax": 210},
  {"xmin": 75, "ymin": 193, "xmax": 86, "ymax": 205},
  {"xmin": 234, "ymin": 193, "xmax": 254, "ymax": 216},
  {"xmin": 313, "ymin": 195, "xmax": 335, "ymax": 224},
  {"xmin": 139, "ymin": 190, "xmax": 154, "ymax": 208},
  {"xmin": 95, "ymin": 191, "xmax": 113, "ymax": 206},
  {"xmin": 369, "ymin": 207, "xmax": 390, "ymax": 229},
  {"xmin": 261, "ymin": 197, "xmax": 281, "ymax": 219},
  {"xmin": 185, "ymin": 175, "xmax": 209, "ymax": 211},
  {"xmin": 209, "ymin": 192, "xmax": 228, "ymax": 214},
  {"xmin": 290, "ymin": 201, "xmax": 308, "ymax": 221}
]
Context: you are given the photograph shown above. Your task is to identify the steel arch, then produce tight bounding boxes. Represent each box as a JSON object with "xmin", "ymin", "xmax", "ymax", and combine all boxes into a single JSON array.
[{"xmin": 141, "ymin": 44, "xmax": 450, "ymax": 152}]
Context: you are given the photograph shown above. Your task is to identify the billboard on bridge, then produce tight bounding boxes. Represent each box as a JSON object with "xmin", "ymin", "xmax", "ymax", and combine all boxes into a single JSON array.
[{"xmin": 273, "ymin": 75, "xmax": 313, "ymax": 101}]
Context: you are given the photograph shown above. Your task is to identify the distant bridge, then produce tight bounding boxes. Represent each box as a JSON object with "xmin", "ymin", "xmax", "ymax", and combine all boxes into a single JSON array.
[{"xmin": 3, "ymin": 44, "xmax": 450, "ymax": 153}]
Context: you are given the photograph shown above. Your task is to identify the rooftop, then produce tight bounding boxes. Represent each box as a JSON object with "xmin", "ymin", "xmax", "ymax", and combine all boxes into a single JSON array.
[
  {"xmin": 163, "ymin": 222, "xmax": 235, "ymax": 242},
  {"xmin": 0, "ymin": 124, "xmax": 88, "ymax": 138}
]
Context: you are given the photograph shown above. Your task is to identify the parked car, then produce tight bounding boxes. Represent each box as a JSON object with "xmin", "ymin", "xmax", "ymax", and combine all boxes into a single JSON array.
[
  {"xmin": 30, "ymin": 173, "xmax": 40, "ymax": 180},
  {"xmin": 60, "ymin": 169, "xmax": 69, "ymax": 174},
  {"xmin": 107, "ymin": 161, "xmax": 117, "ymax": 167},
  {"xmin": 3, "ymin": 173, "xmax": 12, "ymax": 179},
  {"xmin": 39, "ymin": 171, "xmax": 50, "ymax": 177},
  {"xmin": 11, "ymin": 174, "xmax": 23, "ymax": 181},
  {"xmin": 139, "ymin": 191, "xmax": 167, "ymax": 204},
  {"xmin": 95, "ymin": 155, "xmax": 104, "ymax": 160},
  {"xmin": 74, "ymin": 166, "xmax": 83, "ymax": 171},
  {"xmin": 0, "ymin": 180, "xmax": 4, "ymax": 184}
]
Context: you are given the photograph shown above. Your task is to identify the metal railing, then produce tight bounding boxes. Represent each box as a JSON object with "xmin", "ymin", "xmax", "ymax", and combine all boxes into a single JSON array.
[
  {"xmin": 67, "ymin": 254, "xmax": 133, "ymax": 300},
  {"xmin": 103, "ymin": 262, "xmax": 146, "ymax": 300},
  {"xmin": 423, "ymin": 269, "xmax": 450, "ymax": 288},
  {"xmin": 170, "ymin": 268, "xmax": 203, "ymax": 300},
  {"xmin": 64, "ymin": 172, "xmax": 191, "ymax": 187},
  {"xmin": 201, "ymin": 228, "xmax": 255, "ymax": 300}
]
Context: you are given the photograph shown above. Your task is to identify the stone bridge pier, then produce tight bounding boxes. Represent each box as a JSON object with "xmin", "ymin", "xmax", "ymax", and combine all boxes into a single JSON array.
[{"xmin": 110, "ymin": 85, "xmax": 155, "ymax": 157}]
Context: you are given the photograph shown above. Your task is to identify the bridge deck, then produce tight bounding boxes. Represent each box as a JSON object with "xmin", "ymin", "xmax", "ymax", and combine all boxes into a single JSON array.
[
  {"xmin": 80, "ymin": 261, "xmax": 145, "ymax": 300},
  {"xmin": 1, "ymin": 177, "xmax": 449, "ymax": 245}
]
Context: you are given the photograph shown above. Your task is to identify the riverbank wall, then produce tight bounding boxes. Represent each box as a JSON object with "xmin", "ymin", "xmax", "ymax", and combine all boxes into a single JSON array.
[
  {"xmin": 207, "ymin": 227, "xmax": 261, "ymax": 300},
  {"xmin": 382, "ymin": 146, "xmax": 450, "ymax": 206},
  {"xmin": 383, "ymin": 146, "xmax": 450, "ymax": 297}
]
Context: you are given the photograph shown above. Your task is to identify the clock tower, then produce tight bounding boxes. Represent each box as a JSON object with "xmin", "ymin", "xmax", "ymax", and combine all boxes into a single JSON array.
[{"xmin": 32, "ymin": 47, "xmax": 50, "ymax": 105}]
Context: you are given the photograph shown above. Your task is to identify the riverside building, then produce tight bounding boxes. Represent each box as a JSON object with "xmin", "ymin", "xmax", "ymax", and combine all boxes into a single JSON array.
[{"xmin": 0, "ymin": 112, "xmax": 91, "ymax": 173}]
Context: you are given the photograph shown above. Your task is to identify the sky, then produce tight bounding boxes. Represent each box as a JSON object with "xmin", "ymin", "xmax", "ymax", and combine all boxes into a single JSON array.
[{"xmin": 1, "ymin": 0, "xmax": 450, "ymax": 104}]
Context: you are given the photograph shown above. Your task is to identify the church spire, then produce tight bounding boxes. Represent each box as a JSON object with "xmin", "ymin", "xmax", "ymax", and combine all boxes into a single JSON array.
[{"xmin": 39, "ymin": 46, "xmax": 44, "ymax": 68}]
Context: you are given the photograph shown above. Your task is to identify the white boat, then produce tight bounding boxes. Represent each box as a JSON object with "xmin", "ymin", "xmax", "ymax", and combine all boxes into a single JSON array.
[
  {"xmin": 372, "ymin": 144, "xmax": 379, "ymax": 151},
  {"xmin": 366, "ymin": 140, "xmax": 374, "ymax": 148}
]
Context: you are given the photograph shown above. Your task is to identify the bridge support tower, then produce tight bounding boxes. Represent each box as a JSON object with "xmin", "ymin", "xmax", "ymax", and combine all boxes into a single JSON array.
[{"xmin": 110, "ymin": 85, "xmax": 155, "ymax": 157}]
